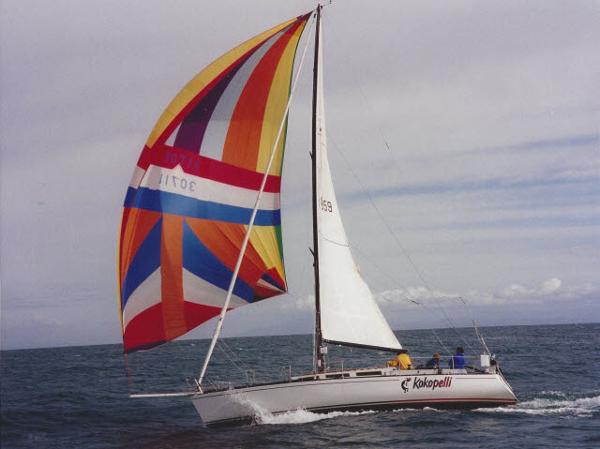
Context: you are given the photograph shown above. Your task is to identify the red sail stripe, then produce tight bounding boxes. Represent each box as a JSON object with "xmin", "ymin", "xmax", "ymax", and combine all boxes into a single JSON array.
[{"xmin": 137, "ymin": 144, "xmax": 282, "ymax": 193}]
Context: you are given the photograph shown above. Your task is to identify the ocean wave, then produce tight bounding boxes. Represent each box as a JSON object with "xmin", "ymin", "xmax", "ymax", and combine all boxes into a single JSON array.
[
  {"xmin": 253, "ymin": 404, "xmax": 447, "ymax": 424},
  {"xmin": 476, "ymin": 393, "xmax": 600, "ymax": 417}
]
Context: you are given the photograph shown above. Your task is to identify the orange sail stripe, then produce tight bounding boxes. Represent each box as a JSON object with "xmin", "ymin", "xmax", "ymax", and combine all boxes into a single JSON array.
[
  {"xmin": 222, "ymin": 20, "xmax": 304, "ymax": 171},
  {"xmin": 216, "ymin": 223, "xmax": 273, "ymax": 284},
  {"xmin": 160, "ymin": 214, "xmax": 187, "ymax": 340}
]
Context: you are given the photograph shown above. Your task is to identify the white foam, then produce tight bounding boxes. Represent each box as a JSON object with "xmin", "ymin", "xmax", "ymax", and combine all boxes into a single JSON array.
[
  {"xmin": 476, "ymin": 394, "xmax": 600, "ymax": 417},
  {"xmin": 391, "ymin": 407, "xmax": 443, "ymax": 413},
  {"xmin": 422, "ymin": 406, "xmax": 444, "ymax": 412},
  {"xmin": 255, "ymin": 408, "xmax": 376, "ymax": 425},
  {"xmin": 228, "ymin": 393, "xmax": 376, "ymax": 426}
]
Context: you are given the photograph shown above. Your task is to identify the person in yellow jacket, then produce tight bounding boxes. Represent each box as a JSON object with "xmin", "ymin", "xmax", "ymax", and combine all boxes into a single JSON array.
[{"xmin": 387, "ymin": 349, "xmax": 413, "ymax": 369}]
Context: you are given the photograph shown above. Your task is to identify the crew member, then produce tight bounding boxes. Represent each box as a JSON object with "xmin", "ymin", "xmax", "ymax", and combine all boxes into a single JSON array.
[
  {"xmin": 449, "ymin": 347, "xmax": 466, "ymax": 369},
  {"xmin": 425, "ymin": 353, "xmax": 441, "ymax": 369},
  {"xmin": 388, "ymin": 349, "xmax": 413, "ymax": 370}
]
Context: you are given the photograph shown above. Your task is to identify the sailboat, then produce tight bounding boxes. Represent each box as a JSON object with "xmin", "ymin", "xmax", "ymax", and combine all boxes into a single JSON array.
[{"xmin": 118, "ymin": 6, "xmax": 517, "ymax": 426}]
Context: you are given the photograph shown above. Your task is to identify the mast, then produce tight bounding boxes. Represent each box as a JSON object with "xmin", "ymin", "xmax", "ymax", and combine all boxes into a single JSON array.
[{"xmin": 311, "ymin": 4, "xmax": 325, "ymax": 373}]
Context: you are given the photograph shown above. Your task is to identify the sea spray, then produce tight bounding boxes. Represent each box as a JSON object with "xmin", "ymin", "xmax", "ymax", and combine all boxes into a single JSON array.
[
  {"xmin": 229, "ymin": 392, "xmax": 377, "ymax": 425},
  {"xmin": 475, "ymin": 393, "xmax": 600, "ymax": 417},
  {"xmin": 255, "ymin": 409, "xmax": 376, "ymax": 425}
]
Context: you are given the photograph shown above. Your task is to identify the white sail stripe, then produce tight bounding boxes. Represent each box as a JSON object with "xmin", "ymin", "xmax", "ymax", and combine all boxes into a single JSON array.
[
  {"xmin": 200, "ymin": 27, "xmax": 288, "ymax": 160},
  {"xmin": 129, "ymin": 166, "xmax": 146, "ymax": 189},
  {"xmin": 139, "ymin": 164, "xmax": 280, "ymax": 210},
  {"xmin": 182, "ymin": 268, "xmax": 248, "ymax": 308},
  {"xmin": 256, "ymin": 277, "xmax": 283, "ymax": 291},
  {"xmin": 165, "ymin": 122, "xmax": 182, "ymax": 146},
  {"xmin": 122, "ymin": 268, "xmax": 162, "ymax": 329}
]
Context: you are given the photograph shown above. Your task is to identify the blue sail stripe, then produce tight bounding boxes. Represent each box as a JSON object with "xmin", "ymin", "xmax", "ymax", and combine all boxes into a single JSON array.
[
  {"xmin": 123, "ymin": 186, "xmax": 137, "ymax": 207},
  {"xmin": 123, "ymin": 187, "xmax": 280, "ymax": 226},
  {"xmin": 261, "ymin": 273, "xmax": 285, "ymax": 291},
  {"xmin": 121, "ymin": 218, "xmax": 162, "ymax": 308},
  {"xmin": 182, "ymin": 220, "xmax": 254, "ymax": 302}
]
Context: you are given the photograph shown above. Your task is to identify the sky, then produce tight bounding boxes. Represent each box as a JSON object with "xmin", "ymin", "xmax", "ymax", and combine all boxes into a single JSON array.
[{"xmin": 1, "ymin": 0, "xmax": 599, "ymax": 350}]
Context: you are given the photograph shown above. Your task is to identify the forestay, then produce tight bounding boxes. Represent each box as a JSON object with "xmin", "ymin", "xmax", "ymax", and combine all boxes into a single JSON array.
[
  {"xmin": 118, "ymin": 13, "xmax": 310, "ymax": 353},
  {"xmin": 314, "ymin": 17, "xmax": 402, "ymax": 352}
]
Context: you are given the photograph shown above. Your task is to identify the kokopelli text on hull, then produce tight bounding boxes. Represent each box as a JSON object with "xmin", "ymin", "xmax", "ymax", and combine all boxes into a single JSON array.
[{"xmin": 405, "ymin": 376, "xmax": 453, "ymax": 392}]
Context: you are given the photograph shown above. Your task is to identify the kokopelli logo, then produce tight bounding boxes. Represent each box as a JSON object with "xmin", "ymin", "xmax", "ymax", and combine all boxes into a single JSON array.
[{"xmin": 401, "ymin": 377, "xmax": 411, "ymax": 393}]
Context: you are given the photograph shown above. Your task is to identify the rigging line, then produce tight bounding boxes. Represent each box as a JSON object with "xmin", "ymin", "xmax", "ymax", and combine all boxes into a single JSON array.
[
  {"xmin": 458, "ymin": 295, "xmax": 491, "ymax": 355},
  {"xmin": 355, "ymin": 79, "xmax": 392, "ymax": 153},
  {"xmin": 473, "ymin": 319, "xmax": 491, "ymax": 355},
  {"xmin": 319, "ymin": 232, "xmax": 349, "ymax": 247},
  {"xmin": 218, "ymin": 339, "xmax": 244, "ymax": 368},
  {"xmin": 427, "ymin": 298, "xmax": 478, "ymax": 353},
  {"xmin": 327, "ymin": 135, "xmax": 429, "ymax": 288},
  {"xmin": 325, "ymin": 20, "xmax": 392, "ymax": 153},
  {"xmin": 327, "ymin": 135, "xmax": 478, "ymax": 353},
  {"xmin": 448, "ymin": 294, "xmax": 488, "ymax": 353},
  {"xmin": 215, "ymin": 340, "xmax": 249, "ymax": 378}
]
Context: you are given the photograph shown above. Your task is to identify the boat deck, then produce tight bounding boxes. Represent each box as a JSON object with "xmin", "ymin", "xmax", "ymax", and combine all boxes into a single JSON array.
[{"xmin": 202, "ymin": 365, "xmax": 494, "ymax": 394}]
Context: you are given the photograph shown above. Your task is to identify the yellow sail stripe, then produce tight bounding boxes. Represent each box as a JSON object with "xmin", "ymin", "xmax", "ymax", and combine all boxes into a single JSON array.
[
  {"xmin": 248, "ymin": 226, "xmax": 286, "ymax": 283},
  {"xmin": 257, "ymin": 20, "xmax": 307, "ymax": 175}
]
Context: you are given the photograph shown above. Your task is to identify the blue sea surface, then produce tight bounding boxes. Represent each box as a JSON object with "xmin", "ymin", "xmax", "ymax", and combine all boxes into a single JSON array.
[{"xmin": 2, "ymin": 323, "xmax": 599, "ymax": 449}]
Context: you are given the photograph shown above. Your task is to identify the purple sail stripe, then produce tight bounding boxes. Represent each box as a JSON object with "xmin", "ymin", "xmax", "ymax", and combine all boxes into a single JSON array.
[{"xmin": 173, "ymin": 53, "xmax": 251, "ymax": 153}]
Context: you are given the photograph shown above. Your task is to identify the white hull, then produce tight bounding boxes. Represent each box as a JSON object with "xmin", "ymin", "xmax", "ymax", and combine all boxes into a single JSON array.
[{"xmin": 191, "ymin": 368, "xmax": 517, "ymax": 426}]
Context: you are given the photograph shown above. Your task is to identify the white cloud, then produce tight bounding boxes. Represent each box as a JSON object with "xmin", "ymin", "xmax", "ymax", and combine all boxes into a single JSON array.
[
  {"xmin": 377, "ymin": 287, "xmax": 458, "ymax": 306},
  {"xmin": 540, "ymin": 278, "xmax": 562, "ymax": 295},
  {"xmin": 375, "ymin": 278, "xmax": 595, "ymax": 309}
]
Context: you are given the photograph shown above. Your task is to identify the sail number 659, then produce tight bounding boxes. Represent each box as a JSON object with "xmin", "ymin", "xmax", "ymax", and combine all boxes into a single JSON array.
[{"xmin": 320, "ymin": 197, "xmax": 333, "ymax": 213}]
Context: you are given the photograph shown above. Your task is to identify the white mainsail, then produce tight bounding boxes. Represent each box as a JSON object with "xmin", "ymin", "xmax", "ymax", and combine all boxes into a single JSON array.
[{"xmin": 314, "ymin": 16, "xmax": 401, "ymax": 351}]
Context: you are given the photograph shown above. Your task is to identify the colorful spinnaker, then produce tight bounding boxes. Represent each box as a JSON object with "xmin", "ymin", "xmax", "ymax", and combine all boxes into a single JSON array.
[{"xmin": 118, "ymin": 13, "xmax": 310, "ymax": 353}]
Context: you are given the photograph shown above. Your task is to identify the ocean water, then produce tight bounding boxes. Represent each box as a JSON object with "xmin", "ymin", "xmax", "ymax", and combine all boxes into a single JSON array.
[{"xmin": 1, "ymin": 323, "xmax": 599, "ymax": 449}]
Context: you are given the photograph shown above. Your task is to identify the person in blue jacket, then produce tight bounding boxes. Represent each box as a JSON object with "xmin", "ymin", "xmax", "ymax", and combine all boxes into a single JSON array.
[
  {"xmin": 449, "ymin": 347, "xmax": 466, "ymax": 369},
  {"xmin": 425, "ymin": 353, "xmax": 441, "ymax": 369}
]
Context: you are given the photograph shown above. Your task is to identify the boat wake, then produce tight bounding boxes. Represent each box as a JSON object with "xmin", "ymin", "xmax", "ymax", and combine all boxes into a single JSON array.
[
  {"xmin": 475, "ymin": 391, "xmax": 600, "ymax": 417},
  {"xmin": 254, "ymin": 408, "xmax": 376, "ymax": 425},
  {"xmin": 229, "ymin": 393, "xmax": 375, "ymax": 425}
]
